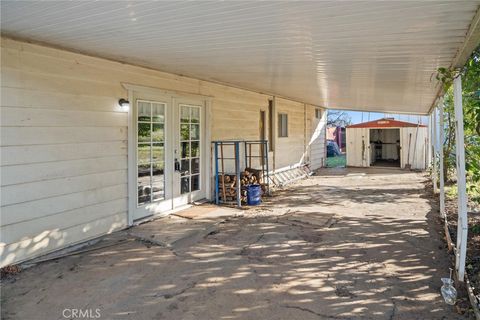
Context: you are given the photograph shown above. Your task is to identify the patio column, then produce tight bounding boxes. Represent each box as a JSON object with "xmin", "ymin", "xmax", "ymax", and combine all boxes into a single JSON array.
[
  {"xmin": 453, "ymin": 75, "xmax": 468, "ymax": 282},
  {"xmin": 432, "ymin": 108, "xmax": 438, "ymax": 193},
  {"xmin": 439, "ymin": 102, "xmax": 446, "ymax": 218},
  {"xmin": 426, "ymin": 113, "xmax": 433, "ymax": 168}
]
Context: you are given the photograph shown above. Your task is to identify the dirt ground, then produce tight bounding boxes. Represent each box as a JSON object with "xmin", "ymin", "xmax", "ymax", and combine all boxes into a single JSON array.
[
  {"xmin": 443, "ymin": 188, "xmax": 480, "ymax": 304},
  {"xmin": 1, "ymin": 167, "xmax": 467, "ymax": 320}
]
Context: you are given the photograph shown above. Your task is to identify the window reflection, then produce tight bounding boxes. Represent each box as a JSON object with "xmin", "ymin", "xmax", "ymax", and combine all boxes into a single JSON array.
[{"xmin": 137, "ymin": 100, "xmax": 166, "ymax": 206}]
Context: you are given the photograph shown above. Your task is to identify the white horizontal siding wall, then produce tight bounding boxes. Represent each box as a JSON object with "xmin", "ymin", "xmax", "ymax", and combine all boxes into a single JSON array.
[
  {"xmin": 0, "ymin": 40, "xmax": 129, "ymax": 267},
  {"xmin": 274, "ymin": 98, "xmax": 307, "ymax": 170},
  {"xmin": 1, "ymin": 38, "xmax": 325, "ymax": 266},
  {"xmin": 309, "ymin": 106, "xmax": 326, "ymax": 170}
]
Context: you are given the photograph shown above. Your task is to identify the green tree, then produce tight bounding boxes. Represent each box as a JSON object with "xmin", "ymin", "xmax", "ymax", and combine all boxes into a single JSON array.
[{"xmin": 437, "ymin": 46, "xmax": 480, "ymax": 203}]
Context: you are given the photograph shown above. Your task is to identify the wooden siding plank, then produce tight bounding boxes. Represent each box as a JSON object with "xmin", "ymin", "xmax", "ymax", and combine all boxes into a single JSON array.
[
  {"xmin": 1, "ymin": 68, "xmax": 125, "ymax": 97},
  {"xmin": 1, "ymin": 198, "xmax": 127, "ymax": 245},
  {"xmin": 1, "ymin": 156, "xmax": 127, "ymax": 186},
  {"xmin": 1, "ymin": 170, "xmax": 126, "ymax": 206},
  {"xmin": 1, "ymin": 141, "xmax": 127, "ymax": 166},
  {"xmin": 0, "ymin": 212, "xmax": 127, "ymax": 267},
  {"xmin": 1, "ymin": 107, "xmax": 127, "ymax": 127},
  {"xmin": 1, "ymin": 126, "xmax": 127, "ymax": 146},
  {"xmin": 1, "ymin": 87, "xmax": 122, "ymax": 112},
  {"xmin": 1, "ymin": 184, "xmax": 127, "ymax": 226}
]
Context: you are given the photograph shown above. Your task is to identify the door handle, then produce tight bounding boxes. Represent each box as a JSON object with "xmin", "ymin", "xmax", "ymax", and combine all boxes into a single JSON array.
[{"xmin": 175, "ymin": 159, "xmax": 181, "ymax": 172}]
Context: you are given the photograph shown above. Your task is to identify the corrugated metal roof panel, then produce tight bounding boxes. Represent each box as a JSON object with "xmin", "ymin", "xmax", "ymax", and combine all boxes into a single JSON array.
[{"xmin": 1, "ymin": 1, "xmax": 479, "ymax": 114}]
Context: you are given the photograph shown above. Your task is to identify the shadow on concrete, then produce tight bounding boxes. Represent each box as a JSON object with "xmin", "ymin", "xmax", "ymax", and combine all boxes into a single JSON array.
[{"xmin": 1, "ymin": 168, "xmax": 464, "ymax": 320}]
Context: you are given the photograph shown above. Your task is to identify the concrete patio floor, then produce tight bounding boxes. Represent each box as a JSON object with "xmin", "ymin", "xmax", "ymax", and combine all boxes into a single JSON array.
[{"xmin": 1, "ymin": 168, "xmax": 464, "ymax": 319}]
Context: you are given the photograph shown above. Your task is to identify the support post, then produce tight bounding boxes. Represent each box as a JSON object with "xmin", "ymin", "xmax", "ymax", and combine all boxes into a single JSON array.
[
  {"xmin": 439, "ymin": 102, "xmax": 446, "ymax": 218},
  {"xmin": 453, "ymin": 75, "xmax": 468, "ymax": 282},
  {"xmin": 427, "ymin": 113, "xmax": 433, "ymax": 168},
  {"xmin": 433, "ymin": 109, "xmax": 438, "ymax": 193}
]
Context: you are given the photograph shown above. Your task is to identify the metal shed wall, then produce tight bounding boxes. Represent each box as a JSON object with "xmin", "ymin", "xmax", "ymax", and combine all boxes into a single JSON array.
[
  {"xmin": 346, "ymin": 128, "xmax": 370, "ymax": 167},
  {"xmin": 346, "ymin": 126, "xmax": 427, "ymax": 170}
]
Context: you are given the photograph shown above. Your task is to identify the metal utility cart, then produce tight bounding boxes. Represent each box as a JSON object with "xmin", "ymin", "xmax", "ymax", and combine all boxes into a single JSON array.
[{"xmin": 212, "ymin": 140, "xmax": 269, "ymax": 207}]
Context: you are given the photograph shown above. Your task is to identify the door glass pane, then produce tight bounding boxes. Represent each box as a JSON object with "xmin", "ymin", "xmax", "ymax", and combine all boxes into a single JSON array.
[
  {"xmin": 152, "ymin": 123, "xmax": 164, "ymax": 142},
  {"xmin": 138, "ymin": 166, "xmax": 151, "ymax": 205},
  {"xmin": 192, "ymin": 158, "xmax": 200, "ymax": 174},
  {"xmin": 191, "ymin": 124, "xmax": 200, "ymax": 140},
  {"xmin": 138, "ymin": 123, "xmax": 151, "ymax": 142},
  {"xmin": 181, "ymin": 177, "xmax": 190, "ymax": 194},
  {"xmin": 152, "ymin": 162, "xmax": 164, "ymax": 176},
  {"xmin": 191, "ymin": 142, "xmax": 199, "ymax": 157},
  {"xmin": 138, "ymin": 102, "xmax": 151, "ymax": 121},
  {"xmin": 152, "ymin": 179, "xmax": 164, "ymax": 201},
  {"xmin": 180, "ymin": 124, "xmax": 190, "ymax": 141},
  {"xmin": 180, "ymin": 159, "xmax": 190, "ymax": 176},
  {"xmin": 152, "ymin": 143, "xmax": 164, "ymax": 163},
  {"xmin": 181, "ymin": 142, "xmax": 190, "ymax": 158},
  {"xmin": 152, "ymin": 103, "xmax": 165, "ymax": 123},
  {"xmin": 181, "ymin": 106, "xmax": 190, "ymax": 123},
  {"xmin": 191, "ymin": 174, "xmax": 200, "ymax": 191},
  {"xmin": 152, "ymin": 163, "xmax": 164, "ymax": 201},
  {"xmin": 138, "ymin": 144, "xmax": 151, "ymax": 164},
  {"xmin": 191, "ymin": 108, "xmax": 200, "ymax": 123},
  {"xmin": 137, "ymin": 100, "xmax": 166, "ymax": 207},
  {"xmin": 138, "ymin": 164, "xmax": 151, "ymax": 178}
]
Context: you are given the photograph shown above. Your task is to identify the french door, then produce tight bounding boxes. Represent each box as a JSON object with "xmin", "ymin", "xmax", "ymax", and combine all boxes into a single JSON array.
[
  {"xmin": 173, "ymin": 99, "xmax": 206, "ymax": 208},
  {"xmin": 130, "ymin": 91, "xmax": 206, "ymax": 221}
]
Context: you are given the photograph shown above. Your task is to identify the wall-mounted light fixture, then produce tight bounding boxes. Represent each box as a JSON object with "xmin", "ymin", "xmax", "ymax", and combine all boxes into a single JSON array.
[{"xmin": 118, "ymin": 98, "xmax": 130, "ymax": 108}]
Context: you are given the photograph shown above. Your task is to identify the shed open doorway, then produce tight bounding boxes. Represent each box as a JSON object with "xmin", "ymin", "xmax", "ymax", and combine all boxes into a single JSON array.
[{"xmin": 369, "ymin": 128, "xmax": 400, "ymax": 167}]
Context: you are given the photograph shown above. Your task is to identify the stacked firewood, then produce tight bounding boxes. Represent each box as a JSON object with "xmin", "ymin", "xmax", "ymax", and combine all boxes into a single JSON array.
[
  {"xmin": 218, "ymin": 168, "xmax": 268, "ymax": 202},
  {"xmin": 246, "ymin": 168, "xmax": 269, "ymax": 194},
  {"xmin": 218, "ymin": 174, "xmax": 245, "ymax": 202}
]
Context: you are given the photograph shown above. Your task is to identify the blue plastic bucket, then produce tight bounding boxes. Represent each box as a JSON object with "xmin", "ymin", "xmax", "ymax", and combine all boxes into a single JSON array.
[{"xmin": 246, "ymin": 184, "xmax": 262, "ymax": 205}]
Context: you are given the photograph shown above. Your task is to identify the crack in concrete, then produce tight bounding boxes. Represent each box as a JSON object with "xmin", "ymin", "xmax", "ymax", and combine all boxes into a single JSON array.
[
  {"xmin": 389, "ymin": 299, "xmax": 397, "ymax": 320},
  {"xmin": 154, "ymin": 282, "xmax": 198, "ymax": 299},
  {"xmin": 238, "ymin": 234, "xmax": 265, "ymax": 256},
  {"xmin": 283, "ymin": 305, "xmax": 344, "ymax": 319}
]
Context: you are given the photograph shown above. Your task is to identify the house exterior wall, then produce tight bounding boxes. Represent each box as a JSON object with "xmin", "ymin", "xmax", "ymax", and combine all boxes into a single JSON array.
[
  {"xmin": 0, "ymin": 38, "xmax": 325, "ymax": 266},
  {"xmin": 274, "ymin": 98, "xmax": 306, "ymax": 169},
  {"xmin": 308, "ymin": 106, "xmax": 327, "ymax": 170}
]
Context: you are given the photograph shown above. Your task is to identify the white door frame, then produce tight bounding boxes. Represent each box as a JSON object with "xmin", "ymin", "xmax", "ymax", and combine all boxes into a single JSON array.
[{"xmin": 123, "ymin": 83, "xmax": 212, "ymax": 226}]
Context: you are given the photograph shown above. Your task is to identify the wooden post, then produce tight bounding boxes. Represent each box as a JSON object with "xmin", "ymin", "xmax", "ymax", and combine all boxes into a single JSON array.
[
  {"xmin": 433, "ymin": 108, "xmax": 438, "ymax": 193},
  {"xmin": 453, "ymin": 75, "xmax": 468, "ymax": 282},
  {"xmin": 439, "ymin": 102, "xmax": 446, "ymax": 218}
]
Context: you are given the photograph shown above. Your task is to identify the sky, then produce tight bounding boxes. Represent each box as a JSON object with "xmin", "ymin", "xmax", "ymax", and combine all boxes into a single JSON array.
[{"xmin": 331, "ymin": 109, "xmax": 428, "ymax": 125}]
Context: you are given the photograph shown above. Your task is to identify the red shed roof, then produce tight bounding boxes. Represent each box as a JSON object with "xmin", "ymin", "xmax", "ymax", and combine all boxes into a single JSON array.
[{"xmin": 347, "ymin": 118, "xmax": 427, "ymax": 129}]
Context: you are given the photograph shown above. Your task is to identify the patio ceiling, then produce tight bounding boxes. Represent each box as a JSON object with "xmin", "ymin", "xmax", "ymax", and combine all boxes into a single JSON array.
[{"xmin": 1, "ymin": 1, "xmax": 479, "ymax": 115}]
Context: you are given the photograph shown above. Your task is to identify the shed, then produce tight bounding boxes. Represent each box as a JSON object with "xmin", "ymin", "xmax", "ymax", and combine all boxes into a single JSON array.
[{"xmin": 346, "ymin": 119, "xmax": 428, "ymax": 170}]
